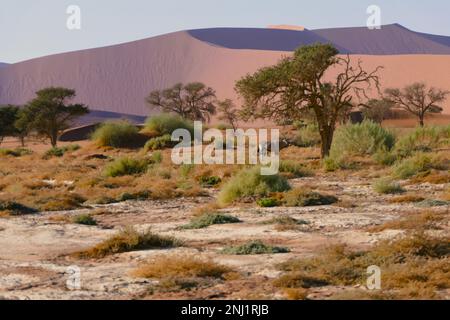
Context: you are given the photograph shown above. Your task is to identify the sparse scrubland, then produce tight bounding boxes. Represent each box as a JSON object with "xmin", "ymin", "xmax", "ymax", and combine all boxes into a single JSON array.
[
  {"xmin": 0, "ymin": 46, "xmax": 449, "ymax": 300},
  {"xmin": 1, "ymin": 120, "xmax": 448, "ymax": 300}
]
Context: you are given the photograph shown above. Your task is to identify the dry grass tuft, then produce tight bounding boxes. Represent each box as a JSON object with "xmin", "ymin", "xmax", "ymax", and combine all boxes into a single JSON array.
[
  {"xmin": 132, "ymin": 254, "xmax": 232, "ymax": 279},
  {"xmin": 367, "ymin": 210, "xmax": 445, "ymax": 232},
  {"xmin": 389, "ymin": 195, "xmax": 425, "ymax": 204},
  {"xmin": 74, "ymin": 227, "xmax": 181, "ymax": 259}
]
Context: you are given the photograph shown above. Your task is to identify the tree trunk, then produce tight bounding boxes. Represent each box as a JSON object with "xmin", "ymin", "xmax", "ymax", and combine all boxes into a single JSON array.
[
  {"xmin": 50, "ymin": 131, "xmax": 58, "ymax": 147},
  {"xmin": 319, "ymin": 125, "xmax": 334, "ymax": 159},
  {"xmin": 419, "ymin": 115, "xmax": 425, "ymax": 127}
]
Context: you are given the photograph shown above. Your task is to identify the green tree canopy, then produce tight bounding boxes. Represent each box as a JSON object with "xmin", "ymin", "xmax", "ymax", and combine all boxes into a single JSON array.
[{"xmin": 19, "ymin": 87, "xmax": 89, "ymax": 147}]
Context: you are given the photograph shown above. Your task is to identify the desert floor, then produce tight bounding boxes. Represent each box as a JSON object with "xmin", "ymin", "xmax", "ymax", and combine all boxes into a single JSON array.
[{"xmin": 0, "ymin": 129, "xmax": 449, "ymax": 300}]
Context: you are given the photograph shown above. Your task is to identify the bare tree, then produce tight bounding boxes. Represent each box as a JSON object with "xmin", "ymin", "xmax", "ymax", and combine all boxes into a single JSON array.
[
  {"xmin": 146, "ymin": 82, "xmax": 217, "ymax": 122},
  {"xmin": 217, "ymin": 99, "xmax": 239, "ymax": 130},
  {"xmin": 384, "ymin": 83, "xmax": 449, "ymax": 127}
]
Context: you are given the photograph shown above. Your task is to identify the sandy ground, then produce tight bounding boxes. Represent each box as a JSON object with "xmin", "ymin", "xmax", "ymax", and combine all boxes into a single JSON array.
[{"xmin": 1, "ymin": 172, "xmax": 447, "ymax": 300}]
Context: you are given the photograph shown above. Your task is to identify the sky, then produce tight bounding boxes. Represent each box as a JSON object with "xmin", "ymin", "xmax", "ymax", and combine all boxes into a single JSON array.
[{"xmin": 1, "ymin": 0, "xmax": 450, "ymax": 63}]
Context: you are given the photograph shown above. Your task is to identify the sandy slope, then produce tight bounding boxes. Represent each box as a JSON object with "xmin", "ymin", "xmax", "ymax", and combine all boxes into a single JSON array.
[{"xmin": 1, "ymin": 31, "xmax": 450, "ymax": 117}]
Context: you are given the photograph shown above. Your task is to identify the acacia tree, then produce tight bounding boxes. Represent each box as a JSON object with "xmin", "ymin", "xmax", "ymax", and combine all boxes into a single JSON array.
[
  {"xmin": 19, "ymin": 87, "xmax": 89, "ymax": 147},
  {"xmin": 0, "ymin": 105, "xmax": 20, "ymax": 145},
  {"xmin": 217, "ymin": 99, "xmax": 239, "ymax": 130},
  {"xmin": 146, "ymin": 82, "xmax": 217, "ymax": 122},
  {"xmin": 384, "ymin": 83, "xmax": 449, "ymax": 127},
  {"xmin": 236, "ymin": 44, "xmax": 382, "ymax": 158}
]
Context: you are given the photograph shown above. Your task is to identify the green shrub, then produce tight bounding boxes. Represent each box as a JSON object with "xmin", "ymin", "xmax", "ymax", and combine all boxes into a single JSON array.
[
  {"xmin": 117, "ymin": 190, "xmax": 151, "ymax": 202},
  {"xmin": 182, "ymin": 213, "xmax": 241, "ymax": 229},
  {"xmin": 393, "ymin": 153, "xmax": 447, "ymax": 179},
  {"xmin": 104, "ymin": 157, "xmax": 149, "ymax": 177},
  {"xmin": 222, "ymin": 240, "xmax": 290, "ymax": 255},
  {"xmin": 198, "ymin": 175, "xmax": 222, "ymax": 187},
  {"xmin": 0, "ymin": 148, "xmax": 33, "ymax": 157},
  {"xmin": 373, "ymin": 178, "xmax": 405, "ymax": 194},
  {"xmin": 43, "ymin": 145, "xmax": 80, "ymax": 158},
  {"xmin": 282, "ymin": 188, "xmax": 338, "ymax": 207},
  {"xmin": 294, "ymin": 123, "xmax": 321, "ymax": 147},
  {"xmin": 279, "ymin": 161, "xmax": 313, "ymax": 178},
  {"xmin": 327, "ymin": 121, "xmax": 396, "ymax": 168},
  {"xmin": 218, "ymin": 167, "xmax": 291, "ymax": 205},
  {"xmin": 143, "ymin": 134, "xmax": 173, "ymax": 151},
  {"xmin": 257, "ymin": 198, "xmax": 280, "ymax": 207},
  {"xmin": 0, "ymin": 201, "xmax": 37, "ymax": 216},
  {"xmin": 73, "ymin": 214, "xmax": 97, "ymax": 226},
  {"xmin": 151, "ymin": 151, "xmax": 163, "ymax": 164},
  {"xmin": 144, "ymin": 114, "xmax": 194, "ymax": 136},
  {"xmin": 372, "ymin": 148, "xmax": 397, "ymax": 166},
  {"xmin": 394, "ymin": 126, "xmax": 450, "ymax": 158},
  {"xmin": 91, "ymin": 120, "xmax": 140, "ymax": 148}
]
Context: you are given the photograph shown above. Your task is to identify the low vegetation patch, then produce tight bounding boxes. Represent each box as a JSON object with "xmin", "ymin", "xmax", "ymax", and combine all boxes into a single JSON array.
[
  {"xmin": 143, "ymin": 134, "xmax": 173, "ymax": 151},
  {"xmin": 104, "ymin": 157, "xmax": 149, "ymax": 177},
  {"xmin": 0, "ymin": 201, "xmax": 37, "ymax": 216},
  {"xmin": 394, "ymin": 126, "xmax": 450, "ymax": 158},
  {"xmin": 133, "ymin": 254, "xmax": 231, "ymax": 279},
  {"xmin": 144, "ymin": 113, "xmax": 194, "ymax": 136},
  {"xmin": 43, "ymin": 145, "xmax": 80, "ymax": 159},
  {"xmin": 275, "ymin": 233, "xmax": 449, "ymax": 299},
  {"xmin": 257, "ymin": 197, "xmax": 280, "ymax": 207},
  {"xmin": 263, "ymin": 216, "xmax": 309, "ymax": 232},
  {"xmin": 39, "ymin": 194, "xmax": 86, "ymax": 211},
  {"xmin": 181, "ymin": 213, "xmax": 240, "ymax": 229},
  {"xmin": 75, "ymin": 227, "xmax": 182, "ymax": 259},
  {"xmin": 373, "ymin": 178, "xmax": 405, "ymax": 194},
  {"xmin": 91, "ymin": 120, "xmax": 140, "ymax": 148},
  {"xmin": 222, "ymin": 240, "xmax": 290, "ymax": 255},
  {"xmin": 0, "ymin": 148, "xmax": 32, "ymax": 157},
  {"xmin": 281, "ymin": 188, "xmax": 338, "ymax": 207},
  {"xmin": 279, "ymin": 160, "xmax": 313, "ymax": 178},
  {"xmin": 393, "ymin": 153, "xmax": 448, "ymax": 179},
  {"xmin": 218, "ymin": 167, "xmax": 291, "ymax": 205},
  {"xmin": 368, "ymin": 210, "xmax": 444, "ymax": 233},
  {"xmin": 389, "ymin": 195, "xmax": 425, "ymax": 204},
  {"xmin": 72, "ymin": 214, "xmax": 97, "ymax": 226}
]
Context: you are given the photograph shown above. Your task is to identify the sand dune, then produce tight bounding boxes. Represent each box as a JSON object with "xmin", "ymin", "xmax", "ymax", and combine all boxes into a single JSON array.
[{"xmin": 0, "ymin": 25, "xmax": 449, "ymax": 120}]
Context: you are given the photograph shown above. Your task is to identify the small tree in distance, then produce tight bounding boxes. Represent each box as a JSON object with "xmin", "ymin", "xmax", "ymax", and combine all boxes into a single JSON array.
[
  {"xmin": 0, "ymin": 105, "xmax": 20, "ymax": 146},
  {"xmin": 217, "ymin": 99, "xmax": 239, "ymax": 130},
  {"xmin": 19, "ymin": 87, "xmax": 89, "ymax": 147},
  {"xmin": 384, "ymin": 83, "xmax": 449, "ymax": 127},
  {"xmin": 146, "ymin": 82, "xmax": 217, "ymax": 122},
  {"xmin": 359, "ymin": 98, "xmax": 394, "ymax": 124}
]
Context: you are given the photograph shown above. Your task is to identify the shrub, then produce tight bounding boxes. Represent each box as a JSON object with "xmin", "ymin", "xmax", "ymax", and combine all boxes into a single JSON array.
[
  {"xmin": 43, "ymin": 144, "xmax": 80, "ymax": 158},
  {"xmin": 393, "ymin": 153, "xmax": 447, "ymax": 179},
  {"xmin": 75, "ymin": 227, "xmax": 181, "ymax": 259},
  {"xmin": 91, "ymin": 120, "xmax": 140, "ymax": 148},
  {"xmin": 330, "ymin": 121, "xmax": 395, "ymax": 157},
  {"xmin": 279, "ymin": 161, "xmax": 313, "ymax": 178},
  {"xmin": 0, "ymin": 201, "xmax": 37, "ymax": 216},
  {"xmin": 104, "ymin": 157, "xmax": 149, "ymax": 177},
  {"xmin": 373, "ymin": 178, "xmax": 405, "ymax": 194},
  {"xmin": 294, "ymin": 123, "xmax": 321, "ymax": 147},
  {"xmin": 282, "ymin": 188, "xmax": 338, "ymax": 207},
  {"xmin": 394, "ymin": 126, "xmax": 450, "ymax": 158},
  {"xmin": 372, "ymin": 148, "xmax": 397, "ymax": 166},
  {"xmin": 39, "ymin": 194, "xmax": 86, "ymax": 211},
  {"xmin": 257, "ymin": 198, "xmax": 280, "ymax": 207},
  {"xmin": 263, "ymin": 216, "xmax": 309, "ymax": 231},
  {"xmin": 144, "ymin": 114, "xmax": 194, "ymax": 136},
  {"xmin": 182, "ymin": 213, "xmax": 241, "ymax": 229},
  {"xmin": 198, "ymin": 175, "xmax": 221, "ymax": 187},
  {"xmin": 73, "ymin": 214, "xmax": 97, "ymax": 226},
  {"xmin": 416, "ymin": 199, "xmax": 450, "ymax": 208},
  {"xmin": 222, "ymin": 240, "xmax": 290, "ymax": 255},
  {"xmin": 133, "ymin": 254, "xmax": 231, "ymax": 279},
  {"xmin": 218, "ymin": 167, "xmax": 291, "ymax": 205},
  {"xmin": 143, "ymin": 134, "xmax": 173, "ymax": 152}
]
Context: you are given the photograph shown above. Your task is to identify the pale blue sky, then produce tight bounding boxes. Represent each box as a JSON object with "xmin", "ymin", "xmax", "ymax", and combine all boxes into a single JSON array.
[{"xmin": 1, "ymin": 0, "xmax": 449, "ymax": 63}]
